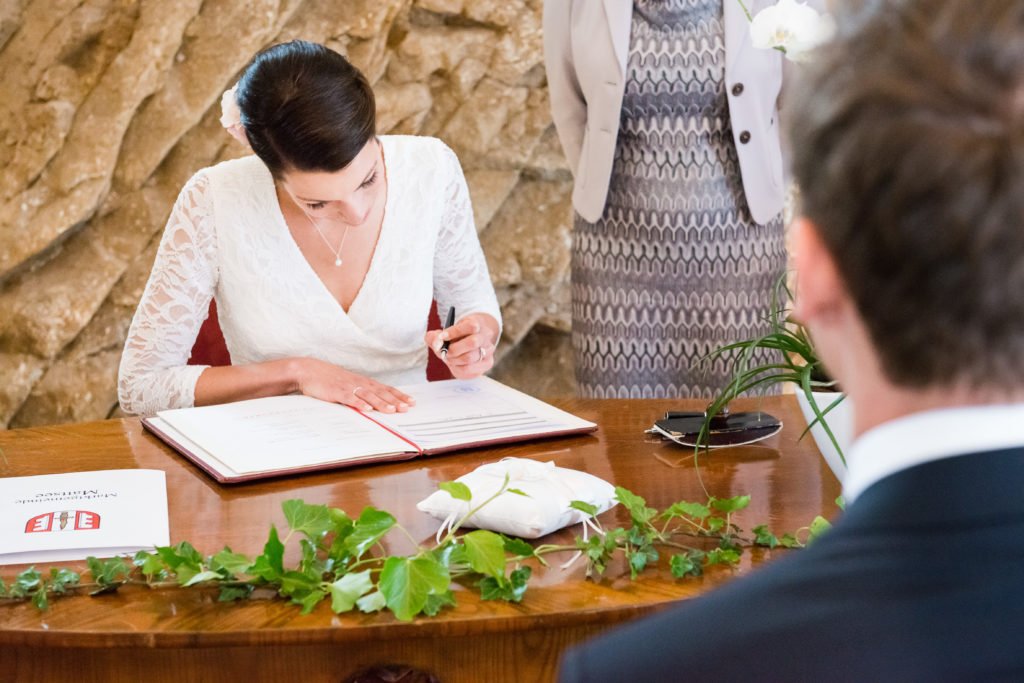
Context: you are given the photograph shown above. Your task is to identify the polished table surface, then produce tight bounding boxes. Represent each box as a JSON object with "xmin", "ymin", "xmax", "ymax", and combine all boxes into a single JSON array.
[{"xmin": 0, "ymin": 396, "xmax": 840, "ymax": 682}]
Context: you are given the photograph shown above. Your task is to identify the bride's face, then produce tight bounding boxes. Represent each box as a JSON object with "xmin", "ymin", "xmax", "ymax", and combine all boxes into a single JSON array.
[{"xmin": 278, "ymin": 138, "xmax": 384, "ymax": 228}]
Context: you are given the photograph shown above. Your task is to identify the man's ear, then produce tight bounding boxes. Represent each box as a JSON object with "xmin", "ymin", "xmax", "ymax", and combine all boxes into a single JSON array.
[{"xmin": 792, "ymin": 217, "xmax": 847, "ymax": 326}]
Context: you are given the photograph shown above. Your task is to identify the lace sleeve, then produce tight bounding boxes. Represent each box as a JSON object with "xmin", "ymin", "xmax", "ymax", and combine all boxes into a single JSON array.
[
  {"xmin": 433, "ymin": 145, "xmax": 503, "ymax": 336},
  {"xmin": 118, "ymin": 173, "xmax": 218, "ymax": 415}
]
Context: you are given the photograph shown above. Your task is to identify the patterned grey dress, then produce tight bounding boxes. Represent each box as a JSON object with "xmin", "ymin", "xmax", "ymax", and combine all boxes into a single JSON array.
[{"xmin": 572, "ymin": 0, "xmax": 786, "ymax": 398}]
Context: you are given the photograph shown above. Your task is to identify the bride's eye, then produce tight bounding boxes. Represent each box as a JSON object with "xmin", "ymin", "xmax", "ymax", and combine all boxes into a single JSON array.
[
  {"xmin": 306, "ymin": 201, "xmax": 327, "ymax": 210},
  {"xmin": 360, "ymin": 172, "xmax": 378, "ymax": 190}
]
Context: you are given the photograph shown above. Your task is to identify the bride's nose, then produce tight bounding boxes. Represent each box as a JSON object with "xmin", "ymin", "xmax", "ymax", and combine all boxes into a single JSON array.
[{"xmin": 334, "ymin": 199, "xmax": 371, "ymax": 226}]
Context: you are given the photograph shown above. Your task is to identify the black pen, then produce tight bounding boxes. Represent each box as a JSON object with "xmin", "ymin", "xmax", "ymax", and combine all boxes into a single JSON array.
[{"xmin": 439, "ymin": 306, "xmax": 456, "ymax": 358}]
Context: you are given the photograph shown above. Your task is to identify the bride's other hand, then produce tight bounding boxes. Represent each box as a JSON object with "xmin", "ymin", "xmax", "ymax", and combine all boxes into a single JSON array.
[
  {"xmin": 292, "ymin": 358, "xmax": 414, "ymax": 413},
  {"xmin": 425, "ymin": 313, "xmax": 499, "ymax": 380}
]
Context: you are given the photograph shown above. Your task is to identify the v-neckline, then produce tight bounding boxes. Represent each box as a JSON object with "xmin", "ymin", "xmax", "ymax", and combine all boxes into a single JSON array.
[{"xmin": 267, "ymin": 138, "xmax": 393, "ymax": 320}]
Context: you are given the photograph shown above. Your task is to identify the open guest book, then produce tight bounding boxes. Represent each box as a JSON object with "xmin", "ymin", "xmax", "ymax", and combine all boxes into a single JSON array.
[{"xmin": 142, "ymin": 377, "xmax": 597, "ymax": 483}]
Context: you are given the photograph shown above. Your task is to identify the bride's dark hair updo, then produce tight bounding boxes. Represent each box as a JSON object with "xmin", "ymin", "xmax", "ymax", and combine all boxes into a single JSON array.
[{"xmin": 235, "ymin": 40, "xmax": 376, "ymax": 177}]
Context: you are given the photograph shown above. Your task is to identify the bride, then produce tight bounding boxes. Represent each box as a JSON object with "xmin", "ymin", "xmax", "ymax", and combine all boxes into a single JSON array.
[{"xmin": 118, "ymin": 40, "xmax": 501, "ymax": 416}]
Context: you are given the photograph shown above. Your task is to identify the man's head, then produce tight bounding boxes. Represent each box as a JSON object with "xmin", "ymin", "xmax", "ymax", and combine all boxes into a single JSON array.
[{"xmin": 789, "ymin": 0, "xmax": 1024, "ymax": 404}]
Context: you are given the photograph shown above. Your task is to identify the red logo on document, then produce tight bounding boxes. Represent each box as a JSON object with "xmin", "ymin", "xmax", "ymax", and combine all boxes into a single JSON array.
[{"xmin": 24, "ymin": 510, "xmax": 101, "ymax": 533}]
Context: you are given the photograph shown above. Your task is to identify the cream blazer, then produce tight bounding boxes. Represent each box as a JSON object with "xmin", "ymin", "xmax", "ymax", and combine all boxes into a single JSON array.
[{"xmin": 544, "ymin": 0, "xmax": 793, "ymax": 224}]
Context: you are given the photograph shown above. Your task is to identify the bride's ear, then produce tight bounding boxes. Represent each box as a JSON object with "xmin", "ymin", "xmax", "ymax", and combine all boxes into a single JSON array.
[{"xmin": 792, "ymin": 217, "xmax": 848, "ymax": 327}]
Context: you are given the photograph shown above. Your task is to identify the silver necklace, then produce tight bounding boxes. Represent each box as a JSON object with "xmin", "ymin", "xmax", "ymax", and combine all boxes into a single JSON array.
[{"xmin": 302, "ymin": 211, "xmax": 351, "ymax": 267}]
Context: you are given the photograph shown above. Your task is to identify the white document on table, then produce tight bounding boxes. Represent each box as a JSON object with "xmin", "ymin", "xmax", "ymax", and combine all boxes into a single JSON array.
[{"xmin": 0, "ymin": 469, "xmax": 170, "ymax": 565}]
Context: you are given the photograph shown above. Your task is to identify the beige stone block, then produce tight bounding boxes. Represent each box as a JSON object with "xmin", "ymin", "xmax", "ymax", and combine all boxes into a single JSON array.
[
  {"xmin": 0, "ymin": 353, "xmax": 45, "ymax": 428},
  {"xmin": 376, "ymin": 81, "xmax": 433, "ymax": 134},
  {"xmin": 0, "ymin": 189, "xmax": 162, "ymax": 358},
  {"xmin": 527, "ymin": 125, "xmax": 572, "ymax": 179},
  {"xmin": 0, "ymin": 0, "xmax": 202, "ymax": 278},
  {"xmin": 482, "ymin": 177, "xmax": 573, "ymax": 288},
  {"xmin": 10, "ymin": 348, "xmax": 121, "ymax": 428},
  {"xmin": 415, "ymin": 0, "xmax": 464, "ymax": 14},
  {"xmin": 0, "ymin": 100, "xmax": 75, "ymax": 201},
  {"xmin": 113, "ymin": 0, "xmax": 292, "ymax": 191},
  {"xmin": 349, "ymin": 0, "xmax": 410, "ymax": 40},
  {"xmin": 387, "ymin": 25, "xmax": 495, "ymax": 84},
  {"xmin": 464, "ymin": 169, "xmax": 519, "ymax": 232},
  {"xmin": 492, "ymin": 324, "xmax": 575, "ymax": 399}
]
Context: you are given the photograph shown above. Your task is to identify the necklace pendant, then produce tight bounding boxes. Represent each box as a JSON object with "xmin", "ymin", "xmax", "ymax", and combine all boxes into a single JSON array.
[{"xmin": 334, "ymin": 258, "xmax": 343, "ymax": 267}]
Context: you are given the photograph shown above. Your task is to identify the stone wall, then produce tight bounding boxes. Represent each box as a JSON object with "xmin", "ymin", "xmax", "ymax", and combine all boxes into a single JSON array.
[{"xmin": 0, "ymin": 0, "xmax": 577, "ymax": 429}]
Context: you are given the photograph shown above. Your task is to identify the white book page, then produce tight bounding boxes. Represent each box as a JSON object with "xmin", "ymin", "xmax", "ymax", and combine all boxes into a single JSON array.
[
  {"xmin": 375, "ymin": 377, "xmax": 596, "ymax": 451},
  {"xmin": 0, "ymin": 470, "xmax": 169, "ymax": 565},
  {"xmin": 157, "ymin": 395, "xmax": 414, "ymax": 475}
]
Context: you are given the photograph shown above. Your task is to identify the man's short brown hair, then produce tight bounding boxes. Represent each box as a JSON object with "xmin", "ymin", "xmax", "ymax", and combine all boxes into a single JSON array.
[{"xmin": 788, "ymin": 0, "xmax": 1024, "ymax": 389}]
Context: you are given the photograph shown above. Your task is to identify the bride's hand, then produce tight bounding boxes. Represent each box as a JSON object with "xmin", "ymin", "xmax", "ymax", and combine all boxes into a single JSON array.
[
  {"xmin": 425, "ymin": 313, "xmax": 499, "ymax": 380},
  {"xmin": 292, "ymin": 358, "xmax": 414, "ymax": 413}
]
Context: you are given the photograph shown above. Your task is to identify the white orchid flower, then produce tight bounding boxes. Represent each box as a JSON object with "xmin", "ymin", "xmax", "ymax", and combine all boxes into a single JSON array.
[{"xmin": 749, "ymin": 0, "xmax": 835, "ymax": 62}]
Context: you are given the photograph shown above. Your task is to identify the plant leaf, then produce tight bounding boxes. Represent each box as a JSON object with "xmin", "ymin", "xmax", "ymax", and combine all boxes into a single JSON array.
[
  {"xmin": 328, "ymin": 570, "xmax": 374, "ymax": 613},
  {"xmin": 356, "ymin": 590, "xmax": 387, "ymax": 613},
  {"xmin": 439, "ymin": 481, "xmax": 472, "ymax": 502},
  {"xmin": 344, "ymin": 507, "xmax": 396, "ymax": 560},
  {"xmin": 282, "ymin": 499, "xmax": 334, "ymax": 540},
  {"xmin": 461, "ymin": 529, "xmax": 506, "ymax": 579},
  {"xmin": 182, "ymin": 570, "xmax": 222, "ymax": 587},
  {"xmin": 569, "ymin": 500, "xmax": 599, "ymax": 517},
  {"xmin": 250, "ymin": 525, "xmax": 285, "ymax": 582},
  {"xmin": 502, "ymin": 536, "xmax": 535, "ymax": 558},
  {"xmin": 710, "ymin": 495, "xmax": 751, "ymax": 513},
  {"xmin": 378, "ymin": 555, "xmax": 450, "ymax": 622}
]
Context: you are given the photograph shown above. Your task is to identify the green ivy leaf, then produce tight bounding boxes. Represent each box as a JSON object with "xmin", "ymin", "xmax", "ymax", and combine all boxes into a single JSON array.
[
  {"xmin": 32, "ymin": 588, "xmax": 48, "ymax": 611},
  {"xmin": 13, "ymin": 566, "xmax": 41, "ymax": 597},
  {"xmin": 0, "ymin": 577, "xmax": 7, "ymax": 598},
  {"xmin": 506, "ymin": 488, "xmax": 529, "ymax": 497},
  {"xmin": 835, "ymin": 495, "xmax": 846, "ymax": 511},
  {"xmin": 218, "ymin": 585, "xmax": 253, "ymax": 602},
  {"xmin": 47, "ymin": 567, "xmax": 79, "ymax": 594},
  {"xmin": 211, "ymin": 548, "xmax": 253, "ymax": 577},
  {"xmin": 569, "ymin": 500, "xmax": 599, "ymax": 517},
  {"xmin": 711, "ymin": 495, "xmax": 751, "ymax": 513},
  {"xmin": 615, "ymin": 487, "xmax": 657, "ymax": 525},
  {"xmin": 327, "ymin": 508, "xmax": 355, "ymax": 561},
  {"xmin": 439, "ymin": 481, "xmax": 472, "ymax": 502},
  {"xmin": 461, "ymin": 530, "xmax": 506, "ymax": 579},
  {"xmin": 344, "ymin": 507, "xmax": 396, "ymax": 560},
  {"xmin": 378, "ymin": 555, "xmax": 450, "ymax": 622},
  {"xmin": 670, "ymin": 552, "xmax": 703, "ymax": 578},
  {"xmin": 86, "ymin": 557, "xmax": 130, "ymax": 595},
  {"xmin": 279, "ymin": 570, "xmax": 320, "ymax": 597},
  {"xmin": 133, "ymin": 551, "xmax": 166, "ymax": 580},
  {"xmin": 502, "ymin": 536, "xmax": 535, "ymax": 558},
  {"xmin": 479, "ymin": 566, "xmax": 532, "ymax": 602},
  {"xmin": 705, "ymin": 548, "xmax": 741, "ymax": 566},
  {"xmin": 250, "ymin": 525, "xmax": 285, "ymax": 582},
  {"xmin": 282, "ymin": 499, "xmax": 334, "ymax": 541},
  {"xmin": 356, "ymin": 590, "xmax": 387, "ymax": 613},
  {"xmin": 422, "ymin": 590, "xmax": 457, "ymax": 617},
  {"xmin": 182, "ymin": 570, "xmax": 222, "ymax": 587},
  {"xmin": 808, "ymin": 515, "xmax": 832, "ymax": 543},
  {"xmin": 295, "ymin": 588, "xmax": 327, "ymax": 614},
  {"xmin": 779, "ymin": 533, "xmax": 802, "ymax": 548},
  {"xmin": 752, "ymin": 524, "xmax": 779, "ymax": 549},
  {"xmin": 706, "ymin": 517, "xmax": 726, "ymax": 533},
  {"xmin": 662, "ymin": 501, "xmax": 711, "ymax": 521},
  {"xmin": 328, "ymin": 570, "xmax": 374, "ymax": 613},
  {"xmin": 626, "ymin": 546, "xmax": 658, "ymax": 579}
]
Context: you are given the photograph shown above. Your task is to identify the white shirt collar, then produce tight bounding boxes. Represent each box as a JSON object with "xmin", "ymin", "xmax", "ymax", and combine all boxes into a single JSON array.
[{"xmin": 843, "ymin": 403, "xmax": 1024, "ymax": 504}]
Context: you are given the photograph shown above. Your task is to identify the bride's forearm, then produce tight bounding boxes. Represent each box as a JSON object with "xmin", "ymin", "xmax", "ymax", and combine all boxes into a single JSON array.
[{"xmin": 193, "ymin": 358, "xmax": 305, "ymax": 407}]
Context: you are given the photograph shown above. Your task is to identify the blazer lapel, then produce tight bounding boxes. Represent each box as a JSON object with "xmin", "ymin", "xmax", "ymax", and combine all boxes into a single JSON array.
[
  {"xmin": 724, "ymin": 0, "xmax": 751, "ymax": 76},
  {"xmin": 601, "ymin": 0, "xmax": 633, "ymax": 78}
]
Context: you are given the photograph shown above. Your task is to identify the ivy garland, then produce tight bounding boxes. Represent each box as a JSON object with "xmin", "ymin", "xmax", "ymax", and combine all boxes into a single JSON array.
[{"xmin": 0, "ymin": 476, "xmax": 833, "ymax": 620}]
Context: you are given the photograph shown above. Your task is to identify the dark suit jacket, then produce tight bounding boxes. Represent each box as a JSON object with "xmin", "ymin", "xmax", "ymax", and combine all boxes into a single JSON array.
[{"xmin": 559, "ymin": 448, "xmax": 1024, "ymax": 682}]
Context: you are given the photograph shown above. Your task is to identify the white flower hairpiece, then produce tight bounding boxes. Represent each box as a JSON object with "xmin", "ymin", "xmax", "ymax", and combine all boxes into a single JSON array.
[
  {"xmin": 747, "ymin": 0, "xmax": 835, "ymax": 63},
  {"xmin": 219, "ymin": 85, "xmax": 249, "ymax": 148}
]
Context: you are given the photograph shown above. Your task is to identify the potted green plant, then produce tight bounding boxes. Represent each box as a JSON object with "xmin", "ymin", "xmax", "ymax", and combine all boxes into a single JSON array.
[{"xmin": 700, "ymin": 277, "xmax": 851, "ymax": 481}]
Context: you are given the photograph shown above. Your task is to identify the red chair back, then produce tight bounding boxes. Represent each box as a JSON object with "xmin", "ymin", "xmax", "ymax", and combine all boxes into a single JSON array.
[{"xmin": 188, "ymin": 300, "xmax": 454, "ymax": 381}]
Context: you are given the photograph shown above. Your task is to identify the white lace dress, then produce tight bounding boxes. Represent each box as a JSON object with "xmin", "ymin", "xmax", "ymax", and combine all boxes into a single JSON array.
[{"xmin": 118, "ymin": 135, "xmax": 501, "ymax": 416}]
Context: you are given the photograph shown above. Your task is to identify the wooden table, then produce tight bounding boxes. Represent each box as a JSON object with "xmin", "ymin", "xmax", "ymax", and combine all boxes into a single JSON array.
[{"xmin": 0, "ymin": 397, "xmax": 839, "ymax": 682}]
